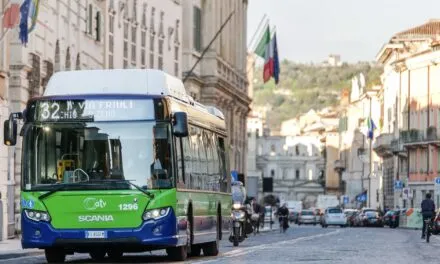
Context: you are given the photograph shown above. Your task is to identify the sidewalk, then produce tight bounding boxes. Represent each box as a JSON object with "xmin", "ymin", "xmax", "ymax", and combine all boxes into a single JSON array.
[{"xmin": 0, "ymin": 238, "xmax": 42, "ymax": 259}]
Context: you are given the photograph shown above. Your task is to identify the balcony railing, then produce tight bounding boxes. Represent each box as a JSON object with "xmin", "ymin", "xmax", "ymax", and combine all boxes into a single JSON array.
[
  {"xmin": 373, "ymin": 133, "xmax": 393, "ymax": 157},
  {"xmin": 401, "ymin": 127, "xmax": 440, "ymax": 147}
]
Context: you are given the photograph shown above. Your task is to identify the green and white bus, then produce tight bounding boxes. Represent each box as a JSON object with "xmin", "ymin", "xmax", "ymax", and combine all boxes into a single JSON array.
[{"xmin": 3, "ymin": 69, "xmax": 231, "ymax": 263}]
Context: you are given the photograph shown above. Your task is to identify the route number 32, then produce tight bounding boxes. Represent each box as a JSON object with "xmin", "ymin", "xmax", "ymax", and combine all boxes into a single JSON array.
[{"xmin": 118, "ymin": 203, "xmax": 138, "ymax": 211}]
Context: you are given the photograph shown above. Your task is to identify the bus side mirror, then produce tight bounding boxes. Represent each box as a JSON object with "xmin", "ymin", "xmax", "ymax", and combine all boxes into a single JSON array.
[
  {"xmin": 173, "ymin": 112, "xmax": 188, "ymax": 137},
  {"xmin": 4, "ymin": 119, "xmax": 17, "ymax": 146}
]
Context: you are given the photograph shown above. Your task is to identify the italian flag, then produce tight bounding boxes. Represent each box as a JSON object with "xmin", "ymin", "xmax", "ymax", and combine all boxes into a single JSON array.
[{"xmin": 254, "ymin": 25, "xmax": 280, "ymax": 84}]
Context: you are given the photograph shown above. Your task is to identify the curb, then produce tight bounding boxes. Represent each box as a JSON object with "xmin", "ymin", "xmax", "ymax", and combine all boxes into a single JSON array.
[
  {"xmin": 0, "ymin": 250, "xmax": 42, "ymax": 260},
  {"xmin": 398, "ymin": 226, "xmax": 422, "ymax": 230}
]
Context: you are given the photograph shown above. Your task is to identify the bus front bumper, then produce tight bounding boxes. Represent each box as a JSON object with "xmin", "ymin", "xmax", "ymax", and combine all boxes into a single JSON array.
[{"xmin": 21, "ymin": 211, "xmax": 184, "ymax": 250}]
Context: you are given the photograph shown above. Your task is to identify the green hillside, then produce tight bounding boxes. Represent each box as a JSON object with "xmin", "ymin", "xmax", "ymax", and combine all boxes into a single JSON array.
[{"xmin": 252, "ymin": 60, "xmax": 383, "ymax": 129}]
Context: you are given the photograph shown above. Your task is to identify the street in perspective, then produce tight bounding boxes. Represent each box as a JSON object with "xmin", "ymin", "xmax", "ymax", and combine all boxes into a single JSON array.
[{"xmin": 2, "ymin": 0, "xmax": 440, "ymax": 263}]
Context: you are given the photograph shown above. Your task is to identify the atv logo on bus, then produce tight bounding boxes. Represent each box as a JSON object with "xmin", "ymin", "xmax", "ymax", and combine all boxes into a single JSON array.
[
  {"xmin": 83, "ymin": 198, "xmax": 107, "ymax": 210},
  {"xmin": 78, "ymin": 215, "xmax": 114, "ymax": 222}
]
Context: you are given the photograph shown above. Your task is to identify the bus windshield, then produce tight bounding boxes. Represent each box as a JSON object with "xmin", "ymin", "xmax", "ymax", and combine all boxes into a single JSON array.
[{"xmin": 22, "ymin": 121, "xmax": 174, "ymax": 191}]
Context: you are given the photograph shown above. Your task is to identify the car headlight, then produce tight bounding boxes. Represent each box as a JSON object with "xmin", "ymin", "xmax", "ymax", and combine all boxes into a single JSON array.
[
  {"xmin": 24, "ymin": 209, "xmax": 51, "ymax": 222},
  {"xmin": 232, "ymin": 203, "xmax": 242, "ymax": 210},
  {"xmin": 142, "ymin": 207, "xmax": 171, "ymax": 221}
]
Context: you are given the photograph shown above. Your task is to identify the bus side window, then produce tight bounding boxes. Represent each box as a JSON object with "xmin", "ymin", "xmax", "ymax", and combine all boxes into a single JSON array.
[
  {"xmin": 175, "ymin": 137, "xmax": 185, "ymax": 187},
  {"xmin": 182, "ymin": 135, "xmax": 192, "ymax": 189},
  {"xmin": 217, "ymin": 136, "xmax": 227, "ymax": 192}
]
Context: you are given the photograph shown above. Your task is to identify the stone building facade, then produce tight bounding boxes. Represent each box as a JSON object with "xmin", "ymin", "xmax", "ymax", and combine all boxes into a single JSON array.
[
  {"xmin": 254, "ymin": 135, "xmax": 325, "ymax": 208},
  {"xmin": 103, "ymin": 0, "xmax": 182, "ymax": 77},
  {"xmin": 181, "ymin": 0, "xmax": 251, "ymax": 176},
  {"xmin": 2, "ymin": 0, "xmax": 104, "ymax": 238}
]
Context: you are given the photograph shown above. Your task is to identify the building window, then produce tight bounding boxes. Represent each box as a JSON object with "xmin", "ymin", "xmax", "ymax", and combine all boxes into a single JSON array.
[
  {"xmin": 123, "ymin": 20, "xmax": 128, "ymax": 68},
  {"xmin": 193, "ymin": 6, "xmax": 202, "ymax": 52},
  {"xmin": 131, "ymin": 25, "xmax": 137, "ymax": 65},
  {"xmin": 87, "ymin": 4, "xmax": 93, "ymax": 34},
  {"xmin": 271, "ymin": 144, "xmax": 275, "ymax": 152},
  {"xmin": 95, "ymin": 11, "xmax": 101, "ymax": 41},
  {"xmin": 141, "ymin": 29, "xmax": 146, "ymax": 67},
  {"xmin": 108, "ymin": 14, "xmax": 114, "ymax": 68},
  {"xmin": 158, "ymin": 38, "xmax": 164, "ymax": 70},
  {"xmin": 270, "ymin": 169, "xmax": 275, "ymax": 177},
  {"xmin": 295, "ymin": 169, "xmax": 300, "ymax": 180},
  {"xmin": 308, "ymin": 169, "xmax": 313, "ymax": 181},
  {"xmin": 149, "ymin": 7, "xmax": 156, "ymax": 68},
  {"xmin": 295, "ymin": 146, "xmax": 299, "ymax": 156}
]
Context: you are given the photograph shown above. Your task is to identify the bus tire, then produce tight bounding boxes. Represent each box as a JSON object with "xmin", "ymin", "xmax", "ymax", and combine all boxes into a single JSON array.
[
  {"xmin": 107, "ymin": 250, "xmax": 123, "ymax": 260},
  {"xmin": 89, "ymin": 249, "xmax": 106, "ymax": 261},
  {"xmin": 188, "ymin": 245, "xmax": 201, "ymax": 257},
  {"xmin": 202, "ymin": 215, "xmax": 220, "ymax": 256},
  {"xmin": 218, "ymin": 205, "xmax": 223, "ymax": 240},
  {"xmin": 45, "ymin": 248, "xmax": 66, "ymax": 263},
  {"xmin": 166, "ymin": 246, "xmax": 188, "ymax": 261}
]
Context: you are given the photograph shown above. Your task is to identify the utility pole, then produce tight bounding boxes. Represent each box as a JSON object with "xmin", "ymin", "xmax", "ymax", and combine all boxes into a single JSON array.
[{"xmin": 368, "ymin": 96, "xmax": 372, "ymax": 208}]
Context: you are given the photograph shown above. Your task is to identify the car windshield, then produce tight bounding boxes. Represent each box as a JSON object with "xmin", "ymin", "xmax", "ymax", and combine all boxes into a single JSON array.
[
  {"xmin": 329, "ymin": 208, "xmax": 342, "ymax": 214},
  {"xmin": 301, "ymin": 211, "xmax": 313, "ymax": 215},
  {"xmin": 365, "ymin": 211, "xmax": 378, "ymax": 217},
  {"xmin": 22, "ymin": 121, "xmax": 174, "ymax": 191}
]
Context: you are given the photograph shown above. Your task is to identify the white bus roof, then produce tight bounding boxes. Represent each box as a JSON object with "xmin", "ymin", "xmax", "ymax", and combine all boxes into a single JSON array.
[
  {"xmin": 44, "ymin": 69, "xmax": 187, "ymax": 100},
  {"xmin": 43, "ymin": 69, "xmax": 225, "ymax": 120}
]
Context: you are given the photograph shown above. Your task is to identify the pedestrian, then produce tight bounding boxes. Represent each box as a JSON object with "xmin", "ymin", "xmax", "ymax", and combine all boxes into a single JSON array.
[
  {"xmin": 421, "ymin": 193, "xmax": 436, "ymax": 239},
  {"xmin": 251, "ymin": 198, "xmax": 263, "ymax": 233}
]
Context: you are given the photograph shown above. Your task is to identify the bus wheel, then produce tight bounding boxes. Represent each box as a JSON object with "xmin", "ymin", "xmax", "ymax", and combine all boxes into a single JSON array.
[
  {"xmin": 89, "ymin": 249, "xmax": 106, "ymax": 261},
  {"xmin": 107, "ymin": 250, "xmax": 123, "ymax": 260},
  {"xmin": 45, "ymin": 248, "xmax": 66, "ymax": 263},
  {"xmin": 188, "ymin": 245, "xmax": 201, "ymax": 257},
  {"xmin": 203, "ymin": 218, "xmax": 220, "ymax": 256},
  {"xmin": 166, "ymin": 246, "xmax": 188, "ymax": 261}
]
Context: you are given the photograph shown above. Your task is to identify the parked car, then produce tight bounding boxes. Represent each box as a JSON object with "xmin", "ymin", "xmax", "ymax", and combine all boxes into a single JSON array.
[
  {"xmin": 264, "ymin": 206, "xmax": 277, "ymax": 225},
  {"xmin": 315, "ymin": 208, "xmax": 322, "ymax": 224},
  {"xmin": 322, "ymin": 207, "xmax": 347, "ymax": 228},
  {"xmin": 358, "ymin": 210, "xmax": 384, "ymax": 227},
  {"xmin": 383, "ymin": 210, "xmax": 400, "ymax": 228},
  {"xmin": 344, "ymin": 209, "xmax": 358, "ymax": 227},
  {"xmin": 298, "ymin": 209, "xmax": 317, "ymax": 225},
  {"xmin": 289, "ymin": 211, "xmax": 299, "ymax": 223},
  {"xmin": 430, "ymin": 210, "xmax": 440, "ymax": 235}
]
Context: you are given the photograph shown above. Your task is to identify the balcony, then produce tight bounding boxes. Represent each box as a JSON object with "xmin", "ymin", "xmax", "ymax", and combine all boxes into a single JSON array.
[
  {"xmin": 402, "ymin": 129, "xmax": 428, "ymax": 148},
  {"xmin": 373, "ymin": 133, "xmax": 393, "ymax": 157},
  {"xmin": 391, "ymin": 139, "xmax": 407, "ymax": 157},
  {"xmin": 334, "ymin": 160, "xmax": 345, "ymax": 172},
  {"xmin": 400, "ymin": 127, "xmax": 440, "ymax": 148}
]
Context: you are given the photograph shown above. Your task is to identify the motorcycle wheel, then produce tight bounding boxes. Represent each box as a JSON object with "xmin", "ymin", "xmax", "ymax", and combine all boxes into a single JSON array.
[{"xmin": 233, "ymin": 227, "xmax": 240, "ymax": 247}]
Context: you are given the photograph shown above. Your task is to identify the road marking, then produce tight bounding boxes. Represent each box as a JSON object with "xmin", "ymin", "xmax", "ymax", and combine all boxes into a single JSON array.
[{"xmin": 194, "ymin": 229, "xmax": 340, "ymax": 263}]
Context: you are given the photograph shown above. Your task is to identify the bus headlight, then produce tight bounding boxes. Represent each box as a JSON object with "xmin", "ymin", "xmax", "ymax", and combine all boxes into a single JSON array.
[
  {"xmin": 143, "ymin": 207, "xmax": 171, "ymax": 221},
  {"xmin": 24, "ymin": 209, "xmax": 51, "ymax": 222}
]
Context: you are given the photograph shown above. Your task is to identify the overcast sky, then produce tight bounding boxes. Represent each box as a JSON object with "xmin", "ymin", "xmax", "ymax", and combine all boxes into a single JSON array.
[{"xmin": 247, "ymin": 0, "xmax": 440, "ymax": 63}]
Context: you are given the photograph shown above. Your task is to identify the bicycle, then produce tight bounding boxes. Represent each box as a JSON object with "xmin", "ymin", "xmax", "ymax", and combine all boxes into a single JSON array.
[
  {"xmin": 279, "ymin": 215, "xmax": 288, "ymax": 233},
  {"xmin": 424, "ymin": 216, "xmax": 435, "ymax": 243}
]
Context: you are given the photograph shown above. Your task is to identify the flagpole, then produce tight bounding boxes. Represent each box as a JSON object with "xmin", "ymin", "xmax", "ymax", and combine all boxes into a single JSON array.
[
  {"xmin": 247, "ymin": 14, "xmax": 268, "ymax": 51},
  {"xmin": 0, "ymin": 28, "xmax": 11, "ymax": 45}
]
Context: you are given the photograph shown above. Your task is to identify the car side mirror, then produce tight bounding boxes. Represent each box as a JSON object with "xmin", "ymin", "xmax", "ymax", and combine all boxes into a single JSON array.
[
  {"xmin": 4, "ymin": 119, "xmax": 17, "ymax": 146},
  {"xmin": 173, "ymin": 112, "xmax": 188, "ymax": 137}
]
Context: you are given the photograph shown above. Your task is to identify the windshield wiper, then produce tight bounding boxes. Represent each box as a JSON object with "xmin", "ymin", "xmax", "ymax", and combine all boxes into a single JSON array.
[
  {"xmin": 38, "ymin": 183, "xmax": 96, "ymax": 200},
  {"xmin": 88, "ymin": 179, "xmax": 155, "ymax": 199}
]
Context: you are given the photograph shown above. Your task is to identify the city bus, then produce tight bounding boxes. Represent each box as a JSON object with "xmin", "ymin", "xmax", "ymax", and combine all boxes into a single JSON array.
[{"xmin": 3, "ymin": 69, "xmax": 231, "ymax": 263}]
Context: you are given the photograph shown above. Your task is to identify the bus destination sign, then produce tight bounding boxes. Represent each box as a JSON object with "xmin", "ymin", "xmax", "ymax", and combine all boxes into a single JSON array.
[{"xmin": 35, "ymin": 99, "xmax": 154, "ymax": 121}]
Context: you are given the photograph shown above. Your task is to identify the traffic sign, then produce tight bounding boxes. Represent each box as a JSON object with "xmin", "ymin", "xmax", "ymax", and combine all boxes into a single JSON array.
[
  {"xmin": 394, "ymin": 180, "xmax": 403, "ymax": 190},
  {"xmin": 343, "ymin": 196, "xmax": 349, "ymax": 204},
  {"xmin": 435, "ymin": 177, "xmax": 440, "ymax": 193}
]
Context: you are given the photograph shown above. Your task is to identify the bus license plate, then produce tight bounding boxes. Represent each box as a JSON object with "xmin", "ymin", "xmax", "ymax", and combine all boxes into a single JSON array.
[{"xmin": 85, "ymin": 231, "xmax": 107, "ymax": 239}]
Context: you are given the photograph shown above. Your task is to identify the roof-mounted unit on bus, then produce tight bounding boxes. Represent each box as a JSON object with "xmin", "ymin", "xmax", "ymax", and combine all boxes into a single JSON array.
[
  {"xmin": 206, "ymin": 106, "xmax": 225, "ymax": 120},
  {"xmin": 44, "ymin": 69, "xmax": 190, "ymax": 103}
]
